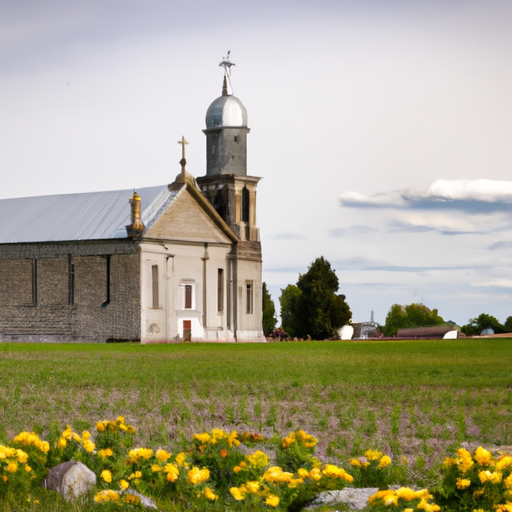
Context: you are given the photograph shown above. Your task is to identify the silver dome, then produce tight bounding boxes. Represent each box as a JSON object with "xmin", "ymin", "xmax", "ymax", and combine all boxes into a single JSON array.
[{"xmin": 205, "ymin": 95, "xmax": 248, "ymax": 129}]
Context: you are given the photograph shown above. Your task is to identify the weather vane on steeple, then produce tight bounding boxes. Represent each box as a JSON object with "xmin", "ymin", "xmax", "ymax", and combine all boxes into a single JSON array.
[
  {"xmin": 219, "ymin": 50, "xmax": 235, "ymax": 76},
  {"xmin": 219, "ymin": 51, "xmax": 235, "ymax": 95}
]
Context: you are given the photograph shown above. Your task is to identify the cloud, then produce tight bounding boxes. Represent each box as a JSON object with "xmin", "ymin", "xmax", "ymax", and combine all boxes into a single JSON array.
[
  {"xmin": 488, "ymin": 241, "xmax": 512, "ymax": 250},
  {"xmin": 340, "ymin": 179, "xmax": 512, "ymax": 213},
  {"xmin": 472, "ymin": 279, "xmax": 512, "ymax": 288},
  {"xmin": 329, "ymin": 225, "xmax": 380, "ymax": 237},
  {"xmin": 331, "ymin": 257, "xmax": 484, "ymax": 273}
]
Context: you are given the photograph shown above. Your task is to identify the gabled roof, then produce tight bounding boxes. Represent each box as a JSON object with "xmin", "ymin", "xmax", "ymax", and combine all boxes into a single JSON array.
[{"xmin": 0, "ymin": 185, "xmax": 174, "ymax": 243}]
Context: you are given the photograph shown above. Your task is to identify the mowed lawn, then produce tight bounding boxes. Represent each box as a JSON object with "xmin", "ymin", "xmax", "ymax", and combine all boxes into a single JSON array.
[{"xmin": 1, "ymin": 338, "xmax": 512, "ymax": 486}]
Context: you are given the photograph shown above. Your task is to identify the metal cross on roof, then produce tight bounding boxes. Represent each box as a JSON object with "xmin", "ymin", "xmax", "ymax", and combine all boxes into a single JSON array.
[{"xmin": 178, "ymin": 136, "xmax": 188, "ymax": 160}]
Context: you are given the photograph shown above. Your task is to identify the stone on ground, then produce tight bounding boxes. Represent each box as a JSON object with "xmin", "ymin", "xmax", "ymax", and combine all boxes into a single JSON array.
[{"xmin": 43, "ymin": 460, "xmax": 96, "ymax": 499}]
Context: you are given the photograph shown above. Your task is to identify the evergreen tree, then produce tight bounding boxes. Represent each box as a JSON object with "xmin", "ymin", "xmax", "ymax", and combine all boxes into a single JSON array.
[
  {"xmin": 262, "ymin": 282, "xmax": 277, "ymax": 336},
  {"xmin": 279, "ymin": 285, "xmax": 302, "ymax": 338},
  {"xmin": 296, "ymin": 257, "xmax": 351, "ymax": 339}
]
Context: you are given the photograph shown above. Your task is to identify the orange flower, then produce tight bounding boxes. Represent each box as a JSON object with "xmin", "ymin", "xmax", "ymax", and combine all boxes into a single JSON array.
[{"xmin": 220, "ymin": 449, "xmax": 228, "ymax": 458}]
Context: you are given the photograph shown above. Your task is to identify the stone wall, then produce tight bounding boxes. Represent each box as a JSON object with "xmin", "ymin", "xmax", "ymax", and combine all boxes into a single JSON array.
[{"xmin": 0, "ymin": 241, "xmax": 141, "ymax": 343}]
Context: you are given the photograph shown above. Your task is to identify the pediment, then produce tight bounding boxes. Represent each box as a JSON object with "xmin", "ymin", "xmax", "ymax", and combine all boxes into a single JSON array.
[{"xmin": 144, "ymin": 188, "xmax": 233, "ymax": 244}]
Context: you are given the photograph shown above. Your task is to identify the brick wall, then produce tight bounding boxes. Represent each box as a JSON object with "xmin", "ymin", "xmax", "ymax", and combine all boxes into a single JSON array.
[{"xmin": 0, "ymin": 241, "xmax": 141, "ymax": 343}]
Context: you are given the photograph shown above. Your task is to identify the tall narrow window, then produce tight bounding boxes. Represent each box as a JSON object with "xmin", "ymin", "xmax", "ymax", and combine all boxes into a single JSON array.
[
  {"xmin": 246, "ymin": 282, "xmax": 253, "ymax": 314},
  {"xmin": 101, "ymin": 255, "xmax": 111, "ymax": 307},
  {"xmin": 68, "ymin": 256, "xmax": 74, "ymax": 306},
  {"xmin": 217, "ymin": 269, "xmax": 224, "ymax": 312},
  {"xmin": 184, "ymin": 285, "xmax": 192, "ymax": 309},
  {"xmin": 152, "ymin": 265, "xmax": 159, "ymax": 308},
  {"xmin": 242, "ymin": 185, "xmax": 250, "ymax": 223},
  {"xmin": 32, "ymin": 258, "xmax": 38, "ymax": 305}
]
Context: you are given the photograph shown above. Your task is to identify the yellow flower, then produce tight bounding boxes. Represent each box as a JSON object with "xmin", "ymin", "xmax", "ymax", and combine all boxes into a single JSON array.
[
  {"xmin": 309, "ymin": 468, "xmax": 322, "ymax": 481},
  {"xmin": 72, "ymin": 433, "xmax": 81, "ymax": 442},
  {"xmin": 82, "ymin": 440, "xmax": 95, "ymax": 453},
  {"xmin": 193, "ymin": 433, "xmax": 211, "ymax": 444},
  {"xmin": 101, "ymin": 470, "xmax": 112, "ymax": 483},
  {"xmin": 16, "ymin": 450, "xmax": 28, "ymax": 464},
  {"xmin": 378, "ymin": 455, "xmax": 392, "ymax": 469},
  {"xmin": 128, "ymin": 471, "xmax": 142, "ymax": 480},
  {"xmin": 396, "ymin": 488, "xmax": 424, "ymax": 501},
  {"xmin": 119, "ymin": 479, "xmax": 129, "ymax": 490},
  {"xmin": 266, "ymin": 494, "xmax": 280, "ymax": 507},
  {"xmin": 230, "ymin": 487, "xmax": 245, "ymax": 500},
  {"xmin": 281, "ymin": 432, "xmax": 296, "ymax": 449},
  {"xmin": 94, "ymin": 490, "xmax": 120, "ymax": 503},
  {"xmin": 127, "ymin": 447, "xmax": 153, "ymax": 462},
  {"xmin": 6, "ymin": 462, "xmax": 18, "ymax": 473},
  {"xmin": 82, "ymin": 431, "xmax": 91, "ymax": 440},
  {"xmin": 458, "ymin": 448, "xmax": 474, "ymax": 474},
  {"xmin": 456, "ymin": 478, "xmax": 472, "ymax": 489},
  {"xmin": 245, "ymin": 481, "xmax": 260, "ymax": 493},
  {"xmin": 57, "ymin": 437, "xmax": 67, "ymax": 448},
  {"xmin": 98, "ymin": 448, "xmax": 113, "ymax": 459},
  {"xmin": 228, "ymin": 431, "xmax": 240, "ymax": 447},
  {"xmin": 205, "ymin": 487, "xmax": 218, "ymax": 501},
  {"xmin": 365, "ymin": 449, "xmax": 383, "ymax": 461},
  {"xmin": 165, "ymin": 464, "xmax": 180, "ymax": 482},
  {"xmin": 479, "ymin": 470, "xmax": 502, "ymax": 484},
  {"xmin": 96, "ymin": 421, "xmax": 106, "ymax": 432},
  {"xmin": 156, "ymin": 449, "xmax": 171, "ymax": 461},
  {"xmin": 263, "ymin": 466, "xmax": 294, "ymax": 483},
  {"xmin": 288, "ymin": 477, "xmax": 304, "ymax": 488},
  {"xmin": 350, "ymin": 458, "xmax": 362, "ymax": 467},
  {"xmin": 474, "ymin": 447, "xmax": 492, "ymax": 466},
  {"xmin": 175, "ymin": 452, "xmax": 188, "ymax": 466},
  {"xmin": 504, "ymin": 474, "xmax": 512, "ymax": 489},
  {"xmin": 497, "ymin": 456, "xmax": 512, "ymax": 471},
  {"xmin": 187, "ymin": 467, "xmax": 210, "ymax": 484},
  {"xmin": 246, "ymin": 450, "xmax": 269, "ymax": 468},
  {"xmin": 25, "ymin": 465, "xmax": 32, "ymax": 472}
]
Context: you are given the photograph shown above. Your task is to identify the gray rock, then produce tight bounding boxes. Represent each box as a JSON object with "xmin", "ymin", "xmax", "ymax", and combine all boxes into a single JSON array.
[
  {"xmin": 124, "ymin": 489, "xmax": 158, "ymax": 509},
  {"xmin": 308, "ymin": 487, "xmax": 378, "ymax": 510},
  {"xmin": 43, "ymin": 460, "xmax": 97, "ymax": 499}
]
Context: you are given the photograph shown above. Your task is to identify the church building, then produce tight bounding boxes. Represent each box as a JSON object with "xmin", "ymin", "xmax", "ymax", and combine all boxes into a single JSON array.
[{"xmin": 0, "ymin": 72, "xmax": 265, "ymax": 343}]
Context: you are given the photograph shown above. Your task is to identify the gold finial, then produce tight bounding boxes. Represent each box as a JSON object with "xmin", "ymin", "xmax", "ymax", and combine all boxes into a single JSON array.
[
  {"xmin": 126, "ymin": 191, "xmax": 145, "ymax": 237},
  {"xmin": 178, "ymin": 135, "xmax": 188, "ymax": 176}
]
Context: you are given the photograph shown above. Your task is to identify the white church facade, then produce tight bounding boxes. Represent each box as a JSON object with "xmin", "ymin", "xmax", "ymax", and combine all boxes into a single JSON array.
[{"xmin": 0, "ymin": 73, "xmax": 265, "ymax": 343}]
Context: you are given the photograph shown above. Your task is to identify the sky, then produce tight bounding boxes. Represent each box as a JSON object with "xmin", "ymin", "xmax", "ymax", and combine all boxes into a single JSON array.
[{"xmin": 2, "ymin": 0, "xmax": 512, "ymax": 326}]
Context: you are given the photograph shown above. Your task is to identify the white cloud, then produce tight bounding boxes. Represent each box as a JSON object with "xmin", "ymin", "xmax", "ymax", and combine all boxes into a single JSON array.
[
  {"xmin": 405, "ymin": 179, "xmax": 512, "ymax": 203},
  {"xmin": 341, "ymin": 179, "xmax": 512, "ymax": 210},
  {"xmin": 472, "ymin": 279, "xmax": 512, "ymax": 288}
]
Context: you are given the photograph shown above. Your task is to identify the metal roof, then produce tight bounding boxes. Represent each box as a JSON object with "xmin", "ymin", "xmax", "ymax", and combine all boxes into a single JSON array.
[{"xmin": 0, "ymin": 185, "xmax": 177, "ymax": 244}]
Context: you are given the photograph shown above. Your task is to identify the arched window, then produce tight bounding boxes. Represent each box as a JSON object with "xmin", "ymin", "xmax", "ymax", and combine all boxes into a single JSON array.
[{"xmin": 242, "ymin": 185, "xmax": 250, "ymax": 223}]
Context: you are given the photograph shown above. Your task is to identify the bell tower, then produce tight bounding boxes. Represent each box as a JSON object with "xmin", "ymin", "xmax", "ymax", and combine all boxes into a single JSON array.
[
  {"xmin": 196, "ymin": 54, "xmax": 265, "ymax": 342},
  {"xmin": 197, "ymin": 64, "xmax": 261, "ymax": 245}
]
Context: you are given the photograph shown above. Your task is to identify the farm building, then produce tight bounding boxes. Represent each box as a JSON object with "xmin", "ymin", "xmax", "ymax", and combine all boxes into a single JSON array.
[{"xmin": 0, "ymin": 76, "xmax": 265, "ymax": 343}]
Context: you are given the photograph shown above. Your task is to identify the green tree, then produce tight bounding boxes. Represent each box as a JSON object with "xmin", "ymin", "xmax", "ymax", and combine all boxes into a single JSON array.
[
  {"xmin": 504, "ymin": 316, "xmax": 512, "ymax": 333},
  {"xmin": 279, "ymin": 284, "xmax": 302, "ymax": 338},
  {"xmin": 262, "ymin": 282, "xmax": 277, "ymax": 336},
  {"xmin": 296, "ymin": 257, "xmax": 352, "ymax": 339},
  {"xmin": 383, "ymin": 303, "xmax": 445, "ymax": 336},
  {"xmin": 461, "ymin": 313, "xmax": 505, "ymax": 336}
]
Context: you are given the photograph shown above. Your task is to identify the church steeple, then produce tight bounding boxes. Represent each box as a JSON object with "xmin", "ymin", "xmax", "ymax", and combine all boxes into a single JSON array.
[{"xmin": 197, "ymin": 60, "xmax": 261, "ymax": 244}]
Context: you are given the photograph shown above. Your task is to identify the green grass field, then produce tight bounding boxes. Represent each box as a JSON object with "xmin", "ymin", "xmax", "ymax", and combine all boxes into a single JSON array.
[{"xmin": 2, "ymin": 337, "xmax": 512, "ymax": 492}]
